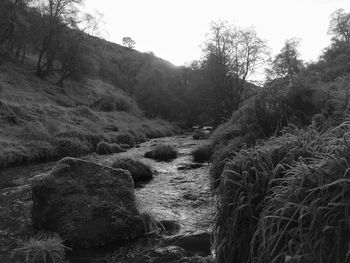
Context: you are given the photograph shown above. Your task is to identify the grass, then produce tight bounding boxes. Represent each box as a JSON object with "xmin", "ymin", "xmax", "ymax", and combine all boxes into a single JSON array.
[
  {"xmin": 212, "ymin": 121, "xmax": 350, "ymax": 263},
  {"xmin": 145, "ymin": 144, "xmax": 178, "ymax": 161},
  {"xmin": 191, "ymin": 143, "xmax": 214, "ymax": 163},
  {"xmin": 112, "ymin": 157, "xmax": 153, "ymax": 183},
  {"xmin": 13, "ymin": 233, "xmax": 70, "ymax": 263},
  {"xmin": 96, "ymin": 141, "xmax": 124, "ymax": 155},
  {"xmin": 0, "ymin": 60, "xmax": 175, "ymax": 169}
]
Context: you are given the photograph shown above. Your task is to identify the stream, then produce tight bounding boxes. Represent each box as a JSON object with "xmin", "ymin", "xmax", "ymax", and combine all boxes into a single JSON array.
[{"xmin": 0, "ymin": 135, "xmax": 214, "ymax": 262}]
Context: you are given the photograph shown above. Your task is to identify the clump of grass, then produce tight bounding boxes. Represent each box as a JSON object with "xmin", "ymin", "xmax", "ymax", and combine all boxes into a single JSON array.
[
  {"xmin": 55, "ymin": 130, "xmax": 104, "ymax": 150},
  {"xmin": 250, "ymin": 122, "xmax": 350, "ymax": 263},
  {"xmin": 139, "ymin": 211, "xmax": 161, "ymax": 235},
  {"xmin": 145, "ymin": 144, "xmax": 178, "ymax": 161},
  {"xmin": 112, "ymin": 157, "xmax": 152, "ymax": 183},
  {"xmin": 13, "ymin": 233, "xmax": 70, "ymax": 263},
  {"xmin": 52, "ymin": 137, "xmax": 91, "ymax": 158},
  {"xmin": 213, "ymin": 127, "xmax": 322, "ymax": 263},
  {"xmin": 191, "ymin": 143, "xmax": 214, "ymax": 163},
  {"xmin": 108, "ymin": 132, "xmax": 136, "ymax": 147},
  {"xmin": 96, "ymin": 141, "xmax": 124, "ymax": 155}
]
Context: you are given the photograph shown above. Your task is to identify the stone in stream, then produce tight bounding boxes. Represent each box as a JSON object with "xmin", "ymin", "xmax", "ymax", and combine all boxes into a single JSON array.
[{"xmin": 31, "ymin": 157, "xmax": 145, "ymax": 248}]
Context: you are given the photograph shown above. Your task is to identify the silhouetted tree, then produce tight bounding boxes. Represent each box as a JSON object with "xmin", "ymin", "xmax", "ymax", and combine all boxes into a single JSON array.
[
  {"xmin": 329, "ymin": 9, "xmax": 350, "ymax": 43},
  {"xmin": 33, "ymin": 0, "xmax": 83, "ymax": 77},
  {"xmin": 122, "ymin": 37, "xmax": 135, "ymax": 49},
  {"xmin": 266, "ymin": 38, "xmax": 304, "ymax": 82},
  {"xmin": 202, "ymin": 21, "xmax": 268, "ymax": 121}
]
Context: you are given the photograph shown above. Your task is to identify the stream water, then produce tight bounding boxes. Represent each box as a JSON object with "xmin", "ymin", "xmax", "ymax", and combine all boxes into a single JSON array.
[{"xmin": 0, "ymin": 135, "xmax": 214, "ymax": 262}]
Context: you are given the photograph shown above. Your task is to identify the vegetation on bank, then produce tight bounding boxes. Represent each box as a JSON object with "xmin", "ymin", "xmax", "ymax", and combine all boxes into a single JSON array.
[
  {"xmin": 204, "ymin": 8, "xmax": 350, "ymax": 263},
  {"xmin": 0, "ymin": 60, "xmax": 175, "ymax": 169}
]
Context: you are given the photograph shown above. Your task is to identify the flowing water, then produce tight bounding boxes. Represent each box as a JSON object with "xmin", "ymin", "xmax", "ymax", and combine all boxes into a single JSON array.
[{"xmin": 0, "ymin": 135, "xmax": 214, "ymax": 261}]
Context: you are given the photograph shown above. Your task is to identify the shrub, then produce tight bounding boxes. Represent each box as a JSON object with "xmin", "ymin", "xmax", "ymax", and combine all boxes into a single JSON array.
[
  {"xmin": 96, "ymin": 141, "xmax": 124, "ymax": 155},
  {"xmin": 191, "ymin": 144, "xmax": 214, "ymax": 163},
  {"xmin": 145, "ymin": 144, "xmax": 178, "ymax": 161},
  {"xmin": 13, "ymin": 233, "xmax": 70, "ymax": 263},
  {"xmin": 112, "ymin": 157, "xmax": 152, "ymax": 183}
]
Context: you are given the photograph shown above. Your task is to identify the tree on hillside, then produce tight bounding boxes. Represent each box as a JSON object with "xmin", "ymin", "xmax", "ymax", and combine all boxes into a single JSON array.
[
  {"xmin": 0, "ymin": 0, "xmax": 17, "ymax": 47},
  {"xmin": 202, "ymin": 21, "xmax": 268, "ymax": 121},
  {"xmin": 32, "ymin": 0, "xmax": 83, "ymax": 77},
  {"xmin": 329, "ymin": 9, "xmax": 350, "ymax": 43},
  {"xmin": 122, "ymin": 36, "xmax": 135, "ymax": 49},
  {"xmin": 55, "ymin": 13, "xmax": 102, "ymax": 87},
  {"xmin": 266, "ymin": 38, "xmax": 304, "ymax": 82}
]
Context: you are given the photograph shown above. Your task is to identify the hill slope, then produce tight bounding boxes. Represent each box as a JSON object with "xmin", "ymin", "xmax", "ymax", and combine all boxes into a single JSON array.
[{"xmin": 0, "ymin": 58, "xmax": 175, "ymax": 169}]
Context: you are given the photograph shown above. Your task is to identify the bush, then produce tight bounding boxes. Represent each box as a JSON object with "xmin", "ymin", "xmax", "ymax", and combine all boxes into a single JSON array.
[
  {"xmin": 145, "ymin": 144, "xmax": 178, "ymax": 161},
  {"xmin": 13, "ymin": 233, "xmax": 70, "ymax": 263},
  {"xmin": 96, "ymin": 141, "xmax": 124, "ymax": 155},
  {"xmin": 112, "ymin": 157, "xmax": 152, "ymax": 183},
  {"xmin": 191, "ymin": 144, "xmax": 214, "ymax": 163}
]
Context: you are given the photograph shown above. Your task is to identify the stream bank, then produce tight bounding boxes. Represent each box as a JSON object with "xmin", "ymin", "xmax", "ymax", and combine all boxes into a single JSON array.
[{"xmin": 0, "ymin": 135, "xmax": 215, "ymax": 262}]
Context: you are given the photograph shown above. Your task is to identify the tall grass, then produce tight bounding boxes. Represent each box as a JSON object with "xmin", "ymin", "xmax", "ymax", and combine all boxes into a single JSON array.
[{"xmin": 213, "ymin": 124, "xmax": 336, "ymax": 263}]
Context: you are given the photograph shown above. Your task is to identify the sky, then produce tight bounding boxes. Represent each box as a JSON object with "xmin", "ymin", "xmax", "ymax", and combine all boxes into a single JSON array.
[{"xmin": 83, "ymin": 0, "xmax": 350, "ymax": 79}]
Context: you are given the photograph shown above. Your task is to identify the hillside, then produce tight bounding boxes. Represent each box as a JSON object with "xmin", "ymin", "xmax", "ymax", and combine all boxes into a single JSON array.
[{"xmin": 0, "ymin": 58, "xmax": 175, "ymax": 169}]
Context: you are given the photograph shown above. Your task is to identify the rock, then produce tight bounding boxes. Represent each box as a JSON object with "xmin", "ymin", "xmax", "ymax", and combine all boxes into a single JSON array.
[
  {"xmin": 161, "ymin": 232, "xmax": 211, "ymax": 257},
  {"xmin": 31, "ymin": 157, "xmax": 145, "ymax": 248},
  {"xmin": 112, "ymin": 157, "xmax": 153, "ymax": 184}
]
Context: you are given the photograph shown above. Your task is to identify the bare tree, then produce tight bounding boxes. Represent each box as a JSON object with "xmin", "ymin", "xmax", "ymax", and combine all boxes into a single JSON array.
[
  {"xmin": 329, "ymin": 9, "xmax": 350, "ymax": 43},
  {"xmin": 32, "ymin": 0, "xmax": 83, "ymax": 77},
  {"xmin": 202, "ymin": 21, "xmax": 268, "ymax": 118},
  {"xmin": 266, "ymin": 38, "xmax": 304, "ymax": 82}
]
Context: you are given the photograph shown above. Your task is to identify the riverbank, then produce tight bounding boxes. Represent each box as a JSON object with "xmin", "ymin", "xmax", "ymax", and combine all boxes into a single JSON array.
[
  {"xmin": 0, "ymin": 135, "xmax": 214, "ymax": 262},
  {"xmin": 0, "ymin": 60, "xmax": 176, "ymax": 169}
]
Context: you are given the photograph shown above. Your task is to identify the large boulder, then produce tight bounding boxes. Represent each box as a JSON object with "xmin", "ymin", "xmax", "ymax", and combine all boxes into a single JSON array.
[{"xmin": 31, "ymin": 157, "xmax": 145, "ymax": 248}]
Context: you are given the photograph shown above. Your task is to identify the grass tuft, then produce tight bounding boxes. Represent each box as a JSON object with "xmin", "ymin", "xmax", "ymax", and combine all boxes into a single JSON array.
[
  {"xmin": 191, "ymin": 143, "xmax": 214, "ymax": 163},
  {"xmin": 13, "ymin": 233, "xmax": 70, "ymax": 263},
  {"xmin": 213, "ymin": 121, "xmax": 350, "ymax": 263},
  {"xmin": 145, "ymin": 144, "xmax": 178, "ymax": 161}
]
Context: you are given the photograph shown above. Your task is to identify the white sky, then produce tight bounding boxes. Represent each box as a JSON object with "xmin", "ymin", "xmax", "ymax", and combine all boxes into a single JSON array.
[{"xmin": 84, "ymin": 0, "xmax": 350, "ymax": 79}]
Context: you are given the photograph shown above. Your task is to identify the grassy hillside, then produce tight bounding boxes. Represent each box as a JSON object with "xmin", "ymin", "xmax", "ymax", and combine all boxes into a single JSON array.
[{"xmin": 0, "ymin": 58, "xmax": 175, "ymax": 169}]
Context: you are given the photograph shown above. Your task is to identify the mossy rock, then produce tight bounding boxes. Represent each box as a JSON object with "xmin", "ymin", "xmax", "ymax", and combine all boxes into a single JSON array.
[{"xmin": 31, "ymin": 157, "xmax": 145, "ymax": 248}]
